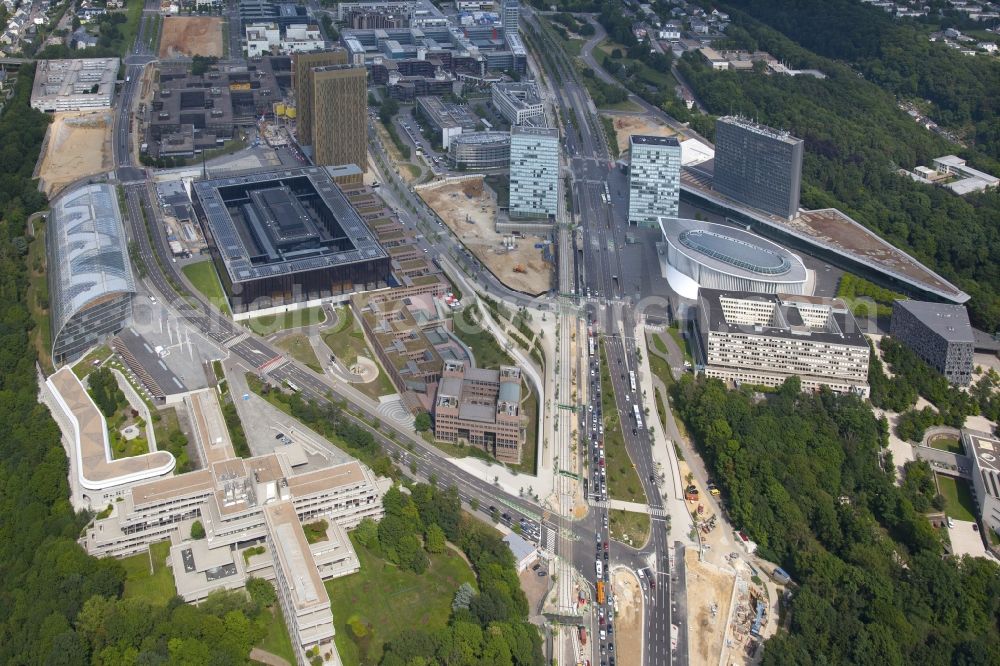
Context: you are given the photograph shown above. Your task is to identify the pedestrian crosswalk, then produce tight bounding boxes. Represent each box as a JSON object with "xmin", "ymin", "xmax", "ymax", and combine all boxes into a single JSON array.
[
  {"xmin": 542, "ymin": 526, "xmax": 556, "ymax": 553},
  {"xmin": 223, "ymin": 332, "xmax": 250, "ymax": 348}
]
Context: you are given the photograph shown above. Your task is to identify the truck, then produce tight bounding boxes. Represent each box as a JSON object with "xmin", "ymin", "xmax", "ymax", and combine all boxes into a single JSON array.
[
  {"xmin": 578, "ymin": 626, "xmax": 587, "ymax": 646},
  {"xmin": 596, "ymin": 580, "xmax": 606, "ymax": 605}
]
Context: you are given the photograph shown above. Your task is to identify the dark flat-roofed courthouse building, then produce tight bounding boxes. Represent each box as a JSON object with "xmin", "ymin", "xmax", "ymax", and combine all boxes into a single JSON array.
[
  {"xmin": 890, "ymin": 299, "xmax": 975, "ymax": 385},
  {"xmin": 713, "ymin": 116, "xmax": 804, "ymax": 220},
  {"xmin": 193, "ymin": 167, "xmax": 390, "ymax": 312}
]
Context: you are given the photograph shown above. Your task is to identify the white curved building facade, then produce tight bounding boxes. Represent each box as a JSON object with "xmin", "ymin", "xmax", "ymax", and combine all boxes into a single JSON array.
[
  {"xmin": 48, "ymin": 184, "xmax": 135, "ymax": 365},
  {"xmin": 659, "ymin": 217, "xmax": 808, "ymax": 300}
]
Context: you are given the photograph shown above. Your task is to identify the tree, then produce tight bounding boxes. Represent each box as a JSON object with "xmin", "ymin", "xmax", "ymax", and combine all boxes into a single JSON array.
[
  {"xmin": 246, "ymin": 577, "xmax": 277, "ymax": 607},
  {"xmin": 425, "ymin": 523, "xmax": 446, "ymax": 553},
  {"xmin": 415, "ymin": 412, "xmax": 432, "ymax": 432},
  {"xmin": 191, "ymin": 520, "xmax": 206, "ymax": 540},
  {"xmin": 452, "ymin": 582, "xmax": 475, "ymax": 612},
  {"xmin": 353, "ymin": 517, "xmax": 379, "ymax": 548}
]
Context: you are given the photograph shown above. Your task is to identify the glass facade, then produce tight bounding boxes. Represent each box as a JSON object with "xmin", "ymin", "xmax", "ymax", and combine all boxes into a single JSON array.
[
  {"xmin": 509, "ymin": 125, "xmax": 559, "ymax": 220},
  {"xmin": 48, "ymin": 183, "xmax": 135, "ymax": 365},
  {"xmin": 713, "ymin": 116, "xmax": 804, "ymax": 220},
  {"xmin": 628, "ymin": 135, "xmax": 681, "ymax": 227}
]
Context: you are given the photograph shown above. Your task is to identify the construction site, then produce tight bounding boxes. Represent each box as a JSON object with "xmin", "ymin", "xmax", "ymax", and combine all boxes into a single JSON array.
[
  {"xmin": 36, "ymin": 111, "xmax": 113, "ymax": 196},
  {"xmin": 417, "ymin": 176, "xmax": 553, "ymax": 295},
  {"xmin": 159, "ymin": 16, "xmax": 225, "ymax": 59},
  {"xmin": 604, "ymin": 113, "xmax": 677, "ymax": 156},
  {"xmin": 680, "ymin": 462, "xmax": 782, "ymax": 666}
]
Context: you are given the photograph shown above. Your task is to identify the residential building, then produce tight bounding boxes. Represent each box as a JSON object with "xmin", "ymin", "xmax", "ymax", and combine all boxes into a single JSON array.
[
  {"xmin": 48, "ymin": 184, "xmax": 135, "ymax": 365},
  {"xmin": 889, "ymin": 300, "xmax": 975, "ymax": 385},
  {"xmin": 694, "ymin": 289, "xmax": 871, "ymax": 396},
  {"xmin": 713, "ymin": 116, "xmax": 804, "ymax": 220},
  {"xmin": 491, "ymin": 80, "xmax": 544, "ymax": 125},
  {"xmin": 509, "ymin": 125, "xmax": 559, "ymax": 220},
  {"xmin": 628, "ymin": 135, "xmax": 681, "ymax": 227},
  {"xmin": 312, "ymin": 64, "xmax": 368, "ymax": 169},
  {"xmin": 294, "ymin": 49, "xmax": 348, "ymax": 148},
  {"xmin": 415, "ymin": 96, "xmax": 478, "ymax": 148},
  {"xmin": 962, "ymin": 429, "xmax": 1000, "ymax": 537},
  {"xmin": 434, "ymin": 360, "xmax": 527, "ymax": 463},
  {"xmin": 30, "ymin": 58, "xmax": 119, "ymax": 112}
]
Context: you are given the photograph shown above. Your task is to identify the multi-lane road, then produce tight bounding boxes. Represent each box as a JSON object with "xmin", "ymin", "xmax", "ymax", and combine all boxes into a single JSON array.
[
  {"xmin": 111, "ymin": 9, "xmax": 687, "ymax": 665},
  {"xmin": 525, "ymin": 6, "xmax": 689, "ymax": 664}
]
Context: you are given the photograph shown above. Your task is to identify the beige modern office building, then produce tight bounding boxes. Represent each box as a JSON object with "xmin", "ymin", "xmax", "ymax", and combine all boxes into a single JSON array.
[
  {"xmin": 433, "ymin": 360, "xmax": 526, "ymax": 463},
  {"xmin": 694, "ymin": 289, "xmax": 871, "ymax": 396},
  {"xmin": 311, "ymin": 65, "xmax": 368, "ymax": 170},
  {"xmin": 294, "ymin": 49, "xmax": 348, "ymax": 147}
]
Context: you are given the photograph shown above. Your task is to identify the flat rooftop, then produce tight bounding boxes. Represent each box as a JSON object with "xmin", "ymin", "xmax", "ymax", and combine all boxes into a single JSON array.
[
  {"xmin": 679, "ymin": 167, "xmax": 968, "ymax": 303},
  {"xmin": 718, "ymin": 115, "xmax": 803, "ymax": 147},
  {"xmin": 286, "ymin": 460, "xmax": 368, "ymax": 497},
  {"xmin": 700, "ymin": 289, "xmax": 868, "ymax": 348},
  {"xmin": 263, "ymin": 501, "xmax": 331, "ymax": 612},
  {"xmin": 894, "ymin": 299, "xmax": 974, "ymax": 343},
  {"xmin": 192, "ymin": 167, "xmax": 389, "ymax": 284},
  {"xmin": 47, "ymin": 368, "xmax": 176, "ymax": 491},
  {"xmin": 632, "ymin": 134, "xmax": 680, "ymax": 147},
  {"xmin": 30, "ymin": 58, "xmax": 119, "ymax": 107}
]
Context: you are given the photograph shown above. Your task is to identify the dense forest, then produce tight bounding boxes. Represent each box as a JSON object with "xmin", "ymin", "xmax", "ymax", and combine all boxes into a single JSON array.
[
  {"xmin": 671, "ymin": 376, "xmax": 1000, "ymax": 664},
  {"xmin": 355, "ymin": 483, "xmax": 545, "ymax": 666},
  {"xmin": 0, "ymin": 65, "xmax": 317, "ymax": 664},
  {"xmin": 672, "ymin": 18, "xmax": 1000, "ymax": 333},
  {"xmin": 723, "ymin": 0, "xmax": 1000, "ymax": 161}
]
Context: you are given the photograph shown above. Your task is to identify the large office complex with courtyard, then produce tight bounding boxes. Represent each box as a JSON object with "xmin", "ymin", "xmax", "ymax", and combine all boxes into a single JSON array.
[
  {"xmin": 434, "ymin": 360, "xmax": 527, "ymax": 464},
  {"xmin": 192, "ymin": 167, "xmax": 391, "ymax": 313},
  {"xmin": 30, "ymin": 58, "xmax": 119, "ymax": 112},
  {"xmin": 694, "ymin": 289, "xmax": 871, "ymax": 396}
]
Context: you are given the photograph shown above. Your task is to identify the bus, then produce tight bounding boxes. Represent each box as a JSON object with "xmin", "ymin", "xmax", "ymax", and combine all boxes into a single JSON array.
[
  {"xmin": 589, "ymin": 335, "xmax": 596, "ymax": 358},
  {"xmin": 633, "ymin": 404, "xmax": 643, "ymax": 429},
  {"xmin": 629, "ymin": 370, "xmax": 636, "ymax": 392},
  {"xmin": 285, "ymin": 379, "xmax": 301, "ymax": 393},
  {"xmin": 596, "ymin": 580, "xmax": 606, "ymax": 605}
]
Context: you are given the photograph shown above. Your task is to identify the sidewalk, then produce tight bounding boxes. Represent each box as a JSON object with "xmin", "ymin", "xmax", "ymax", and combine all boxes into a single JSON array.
[{"xmin": 633, "ymin": 322, "xmax": 695, "ymax": 545}]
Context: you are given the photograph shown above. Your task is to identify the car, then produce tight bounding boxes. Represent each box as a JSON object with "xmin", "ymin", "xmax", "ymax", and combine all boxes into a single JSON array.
[
  {"xmin": 649, "ymin": 578, "xmax": 655, "ymax": 589},
  {"xmin": 488, "ymin": 505, "xmax": 496, "ymax": 514},
  {"xmin": 632, "ymin": 428, "xmax": 638, "ymax": 435},
  {"xmin": 974, "ymin": 524, "xmax": 980, "ymax": 532},
  {"xmin": 532, "ymin": 562, "xmax": 540, "ymax": 571},
  {"xmin": 608, "ymin": 643, "xmax": 614, "ymax": 653},
  {"xmin": 149, "ymin": 295, "xmax": 157, "ymax": 304},
  {"xmin": 275, "ymin": 433, "xmax": 284, "ymax": 440},
  {"xmin": 501, "ymin": 513, "xmax": 512, "ymax": 523},
  {"xmin": 947, "ymin": 517, "xmax": 955, "ymax": 528},
  {"xmin": 603, "ymin": 551, "xmax": 608, "ymax": 561},
  {"xmin": 536, "ymin": 570, "xmax": 547, "ymax": 577},
  {"xmin": 604, "ymin": 541, "xmax": 609, "ymax": 551}
]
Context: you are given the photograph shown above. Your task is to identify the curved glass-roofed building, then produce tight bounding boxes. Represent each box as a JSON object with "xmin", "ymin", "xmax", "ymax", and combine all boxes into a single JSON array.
[
  {"xmin": 48, "ymin": 183, "xmax": 135, "ymax": 365},
  {"xmin": 659, "ymin": 217, "xmax": 808, "ymax": 300}
]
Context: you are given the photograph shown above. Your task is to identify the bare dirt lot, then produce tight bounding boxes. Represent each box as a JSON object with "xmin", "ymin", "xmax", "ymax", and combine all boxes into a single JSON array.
[
  {"xmin": 159, "ymin": 17, "xmax": 224, "ymax": 59},
  {"xmin": 417, "ymin": 177, "xmax": 553, "ymax": 295},
  {"xmin": 611, "ymin": 568, "xmax": 643, "ymax": 666},
  {"xmin": 604, "ymin": 113, "xmax": 676, "ymax": 156},
  {"xmin": 685, "ymin": 549, "xmax": 736, "ymax": 666},
  {"xmin": 37, "ymin": 111, "xmax": 113, "ymax": 196}
]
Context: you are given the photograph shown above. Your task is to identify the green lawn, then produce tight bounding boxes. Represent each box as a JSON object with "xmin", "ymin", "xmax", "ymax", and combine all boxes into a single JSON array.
[
  {"xmin": 667, "ymin": 326, "xmax": 693, "ymax": 363},
  {"xmin": 929, "ymin": 436, "xmax": 964, "ymax": 455},
  {"xmin": 937, "ymin": 474, "xmax": 977, "ymax": 522},
  {"xmin": 320, "ymin": 311, "xmax": 396, "ymax": 400},
  {"xmin": 451, "ymin": 318, "xmax": 515, "ymax": 369},
  {"xmin": 326, "ymin": 535, "xmax": 476, "ymax": 665},
  {"xmin": 600, "ymin": 341, "xmax": 647, "ymax": 504},
  {"xmin": 182, "ymin": 261, "xmax": 231, "ymax": 316},
  {"xmin": 277, "ymin": 334, "xmax": 323, "ymax": 374},
  {"xmin": 248, "ymin": 306, "xmax": 326, "ymax": 336},
  {"xmin": 649, "ymin": 333, "xmax": 668, "ymax": 356},
  {"xmin": 72, "ymin": 344, "xmax": 113, "ymax": 380},
  {"xmin": 510, "ymin": 381, "xmax": 539, "ymax": 475},
  {"xmin": 255, "ymin": 606, "xmax": 296, "ymax": 665},
  {"xmin": 121, "ymin": 541, "xmax": 176, "ymax": 605},
  {"xmin": 609, "ymin": 509, "xmax": 651, "ymax": 548}
]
